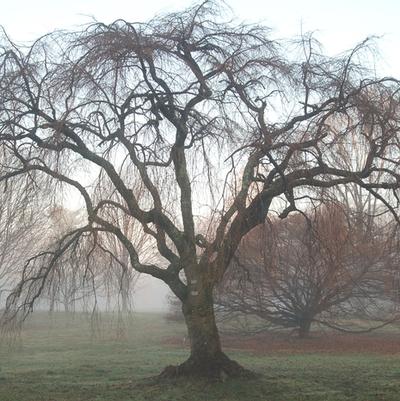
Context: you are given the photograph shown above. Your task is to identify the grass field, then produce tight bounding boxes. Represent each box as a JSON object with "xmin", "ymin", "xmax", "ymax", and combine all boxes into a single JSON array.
[{"xmin": 0, "ymin": 312, "xmax": 400, "ymax": 401}]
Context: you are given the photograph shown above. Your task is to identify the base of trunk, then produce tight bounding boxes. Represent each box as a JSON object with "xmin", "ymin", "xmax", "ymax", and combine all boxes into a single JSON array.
[
  {"xmin": 298, "ymin": 323, "xmax": 312, "ymax": 338},
  {"xmin": 159, "ymin": 352, "xmax": 255, "ymax": 381}
]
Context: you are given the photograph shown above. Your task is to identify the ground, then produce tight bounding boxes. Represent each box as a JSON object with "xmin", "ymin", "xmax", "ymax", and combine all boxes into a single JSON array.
[{"xmin": 0, "ymin": 312, "xmax": 400, "ymax": 401}]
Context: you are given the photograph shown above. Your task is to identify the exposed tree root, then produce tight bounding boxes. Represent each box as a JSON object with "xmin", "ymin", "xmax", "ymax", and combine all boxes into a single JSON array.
[{"xmin": 158, "ymin": 352, "xmax": 256, "ymax": 382}]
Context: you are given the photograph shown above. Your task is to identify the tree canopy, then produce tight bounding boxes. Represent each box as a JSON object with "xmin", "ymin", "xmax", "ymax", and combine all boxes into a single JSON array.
[{"xmin": 1, "ymin": 0, "xmax": 400, "ymax": 379}]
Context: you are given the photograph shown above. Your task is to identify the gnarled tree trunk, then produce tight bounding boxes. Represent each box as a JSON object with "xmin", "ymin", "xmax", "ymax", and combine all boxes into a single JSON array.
[{"xmin": 160, "ymin": 283, "xmax": 252, "ymax": 380}]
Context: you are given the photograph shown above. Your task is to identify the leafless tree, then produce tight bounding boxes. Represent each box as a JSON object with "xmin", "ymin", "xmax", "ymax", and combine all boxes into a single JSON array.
[
  {"xmin": 43, "ymin": 206, "xmax": 96, "ymax": 313},
  {"xmin": 44, "ymin": 201, "xmax": 150, "ymax": 315},
  {"xmin": 0, "ymin": 152, "xmax": 49, "ymax": 305},
  {"xmin": 216, "ymin": 203, "xmax": 397, "ymax": 338},
  {"xmin": 94, "ymin": 183, "xmax": 154, "ymax": 314},
  {"xmin": 1, "ymin": 1, "xmax": 400, "ymax": 379}
]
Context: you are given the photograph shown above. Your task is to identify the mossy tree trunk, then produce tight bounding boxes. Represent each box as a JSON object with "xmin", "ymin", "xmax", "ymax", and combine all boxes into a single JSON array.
[{"xmin": 160, "ymin": 279, "xmax": 252, "ymax": 380}]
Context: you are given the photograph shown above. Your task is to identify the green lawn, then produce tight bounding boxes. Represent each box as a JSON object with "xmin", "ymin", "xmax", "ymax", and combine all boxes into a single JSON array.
[{"xmin": 0, "ymin": 312, "xmax": 400, "ymax": 401}]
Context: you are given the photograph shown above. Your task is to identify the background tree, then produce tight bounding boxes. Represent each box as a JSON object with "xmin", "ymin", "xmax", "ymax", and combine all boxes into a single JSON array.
[
  {"xmin": 93, "ymin": 183, "xmax": 155, "ymax": 314},
  {"xmin": 216, "ymin": 203, "xmax": 396, "ymax": 338},
  {"xmin": 166, "ymin": 294, "xmax": 185, "ymax": 322},
  {"xmin": 0, "ymin": 152, "xmax": 49, "ymax": 306},
  {"xmin": 44, "ymin": 201, "xmax": 150, "ymax": 315},
  {"xmin": 44, "ymin": 206, "xmax": 88, "ymax": 313},
  {"xmin": 1, "ymin": 2, "xmax": 400, "ymax": 379}
]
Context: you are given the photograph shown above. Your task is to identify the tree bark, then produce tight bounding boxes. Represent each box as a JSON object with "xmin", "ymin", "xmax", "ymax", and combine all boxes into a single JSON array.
[
  {"xmin": 183, "ymin": 288, "xmax": 222, "ymax": 360},
  {"xmin": 298, "ymin": 319, "xmax": 312, "ymax": 338},
  {"xmin": 160, "ymin": 284, "xmax": 253, "ymax": 381}
]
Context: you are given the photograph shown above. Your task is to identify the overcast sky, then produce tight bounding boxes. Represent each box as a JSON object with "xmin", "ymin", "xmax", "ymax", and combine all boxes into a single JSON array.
[
  {"xmin": 2, "ymin": 0, "xmax": 398, "ymax": 311},
  {"xmin": 1, "ymin": 0, "xmax": 399, "ymax": 75}
]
